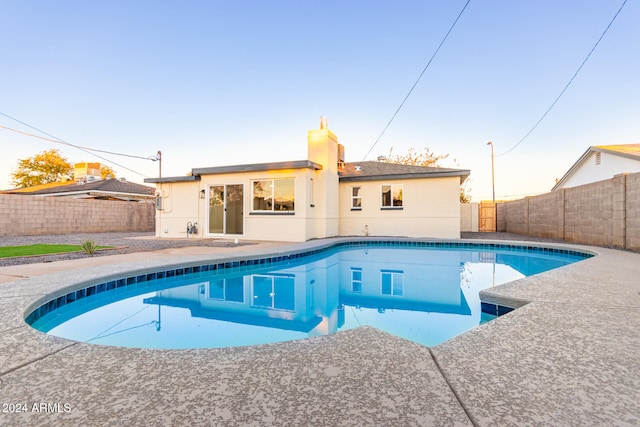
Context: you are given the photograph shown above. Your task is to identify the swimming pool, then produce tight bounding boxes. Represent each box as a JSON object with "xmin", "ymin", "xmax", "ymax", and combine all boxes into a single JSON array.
[{"xmin": 26, "ymin": 240, "xmax": 591, "ymax": 349}]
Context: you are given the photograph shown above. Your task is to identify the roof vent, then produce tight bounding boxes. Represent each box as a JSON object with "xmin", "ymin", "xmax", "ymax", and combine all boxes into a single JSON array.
[{"xmin": 355, "ymin": 165, "xmax": 362, "ymax": 172}]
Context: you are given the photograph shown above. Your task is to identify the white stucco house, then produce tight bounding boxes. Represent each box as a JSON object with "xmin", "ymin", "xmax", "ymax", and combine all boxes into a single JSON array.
[
  {"xmin": 144, "ymin": 119, "xmax": 469, "ymax": 242},
  {"xmin": 552, "ymin": 144, "xmax": 640, "ymax": 191}
]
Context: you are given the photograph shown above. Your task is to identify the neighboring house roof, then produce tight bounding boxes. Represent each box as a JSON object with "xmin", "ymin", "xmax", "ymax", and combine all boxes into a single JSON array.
[
  {"xmin": 4, "ymin": 178, "xmax": 156, "ymax": 201},
  {"xmin": 339, "ymin": 161, "xmax": 470, "ymax": 183},
  {"xmin": 3, "ymin": 180, "xmax": 75, "ymax": 193},
  {"xmin": 552, "ymin": 144, "xmax": 640, "ymax": 191},
  {"xmin": 593, "ymin": 144, "xmax": 640, "ymax": 159}
]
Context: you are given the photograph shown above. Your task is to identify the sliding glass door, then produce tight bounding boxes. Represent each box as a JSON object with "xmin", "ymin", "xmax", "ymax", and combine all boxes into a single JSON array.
[{"xmin": 208, "ymin": 184, "xmax": 243, "ymax": 235}]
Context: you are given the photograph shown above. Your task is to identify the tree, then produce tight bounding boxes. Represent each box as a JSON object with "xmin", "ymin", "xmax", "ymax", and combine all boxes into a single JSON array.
[
  {"xmin": 100, "ymin": 165, "xmax": 117, "ymax": 179},
  {"xmin": 381, "ymin": 146, "xmax": 449, "ymax": 167},
  {"xmin": 10, "ymin": 149, "xmax": 73, "ymax": 188},
  {"xmin": 379, "ymin": 146, "xmax": 472, "ymax": 203}
]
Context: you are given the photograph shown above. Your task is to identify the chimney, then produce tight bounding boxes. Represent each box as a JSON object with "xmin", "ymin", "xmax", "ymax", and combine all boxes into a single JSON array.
[
  {"xmin": 306, "ymin": 117, "xmax": 339, "ymax": 239},
  {"xmin": 308, "ymin": 116, "xmax": 339, "ymax": 171}
]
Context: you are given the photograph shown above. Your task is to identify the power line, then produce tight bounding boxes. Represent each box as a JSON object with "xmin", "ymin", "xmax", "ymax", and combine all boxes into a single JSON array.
[
  {"xmin": 496, "ymin": 0, "xmax": 629, "ymax": 157},
  {"xmin": 0, "ymin": 112, "xmax": 158, "ymax": 177},
  {"xmin": 0, "ymin": 125, "xmax": 156, "ymax": 161},
  {"xmin": 362, "ymin": 0, "xmax": 472, "ymax": 160}
]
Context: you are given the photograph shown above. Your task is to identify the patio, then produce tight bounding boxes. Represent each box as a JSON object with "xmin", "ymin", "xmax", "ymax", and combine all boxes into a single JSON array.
[{"xmin": 0, "ymin": 236, "xmax": 638, "ymax": 426}]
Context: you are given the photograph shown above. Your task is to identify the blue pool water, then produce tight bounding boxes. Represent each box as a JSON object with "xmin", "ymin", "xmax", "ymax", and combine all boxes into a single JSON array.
[{"xmin": 27, "ymin": 242, "xmax": 590, "ymax": 349}]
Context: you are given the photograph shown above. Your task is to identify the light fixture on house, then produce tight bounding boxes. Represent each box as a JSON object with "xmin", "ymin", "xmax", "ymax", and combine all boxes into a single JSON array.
[{"xmin": 200, "ymin": 189, "xmax": 205, "ymax": 199}]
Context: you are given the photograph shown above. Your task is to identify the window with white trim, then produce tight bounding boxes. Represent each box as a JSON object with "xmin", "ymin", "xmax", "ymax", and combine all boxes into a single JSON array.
[
  {"xmin": 351, "ymin": 187, "xmax": 362, "ymax": 210},
  {"xmin": 381, "ymin": 184, "xmax": 403, "ymax": 208},
  {"xmin": 381, "ymin": 270, "xmax": 404, "ymax": 296},
  {"xmin": 208, "ymin": 277, "xmax": 244, "ymax": 302},
  {"xmin": 351, "ymin": 268, "xmax": 363, "ymax": 292}
]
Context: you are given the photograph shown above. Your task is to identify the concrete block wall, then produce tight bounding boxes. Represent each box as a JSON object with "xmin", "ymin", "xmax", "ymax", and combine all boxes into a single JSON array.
[
  {"xmin": 626, "ymin": 173, "xmax": 640, "ymax": 249},
  {"xmin": 497, "ymin": 172, "xmax": 640, "ymax": 250},
  {"xmin": 503, "ymin": 198, "xmax": 529, "ymax": 235},
  {"xmin": 496, "ymin": 202, "xmax": 506, "ymax": 232},
  {"xmin": 564, "ymin": 178, "xmax": 616, "ymax": 247},
  {"xmin": 0, "ymin": 194, "xmax": 155, "ymax": 237},
  {"xmin": 527, "ymin": 191, "xmax": 562, "ymax": 239}
]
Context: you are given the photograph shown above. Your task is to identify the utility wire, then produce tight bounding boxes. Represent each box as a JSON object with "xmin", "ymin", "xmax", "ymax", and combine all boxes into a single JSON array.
[
  {"xmin": 0, "ymin": 111, "xmax": 157, "ymax": 177},
  {"xmin": 362, "ymin": 0, "xmax": 472, "ymax": 160},
  {"xmin": 496, "ymin": 0, "xmax": 629, "ymax": 157},
  {"xmin": 0, "ymin": 125, "xmax": 156, "ymax": 161}
]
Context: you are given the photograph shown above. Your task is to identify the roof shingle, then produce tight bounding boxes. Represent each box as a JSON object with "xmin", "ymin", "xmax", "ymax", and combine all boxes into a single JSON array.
[{"xmin": 339, "ymin": 161, "xmax": 469, "ymax": 182}]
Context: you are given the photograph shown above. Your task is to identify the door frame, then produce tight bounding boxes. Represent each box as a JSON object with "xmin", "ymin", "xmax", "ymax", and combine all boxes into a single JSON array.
[{"xmin": 206, "ymin": 183, "xmax": 244, "ymax": 236}]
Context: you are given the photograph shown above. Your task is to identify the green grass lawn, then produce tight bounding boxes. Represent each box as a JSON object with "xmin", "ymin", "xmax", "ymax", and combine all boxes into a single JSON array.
[{"xmin": 0, "ymin": 244, "xmax": 111, "ymax": 258}]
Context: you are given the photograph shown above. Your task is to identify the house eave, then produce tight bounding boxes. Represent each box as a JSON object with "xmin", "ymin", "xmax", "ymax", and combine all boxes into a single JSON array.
[
  {"xmin": 144, "ymin": 175, "xmax": 202, "ymax": 184},
  {"xmin": 339, "ymin": 170, "xmax": 470, "ymax": 183},
  {"xmin": 192, "ymin": 160, "xmax": 322, "ymax": 176}
]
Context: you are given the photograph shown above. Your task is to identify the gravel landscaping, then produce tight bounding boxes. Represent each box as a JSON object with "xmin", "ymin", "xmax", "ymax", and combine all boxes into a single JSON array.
[{"xmin": 0, "ymin": 232, "xmax": 253, "ymax": 266}]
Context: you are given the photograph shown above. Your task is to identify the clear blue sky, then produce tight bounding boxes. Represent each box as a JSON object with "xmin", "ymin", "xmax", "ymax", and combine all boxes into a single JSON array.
[{"xmin": 1, "ymin": 0, "xmax": 638, "ymax": 201}]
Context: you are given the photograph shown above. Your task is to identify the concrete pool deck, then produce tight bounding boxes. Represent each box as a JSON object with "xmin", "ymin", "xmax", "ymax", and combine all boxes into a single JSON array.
[{"xmin": 0, "ymin": 237, "xmax": 639, "ymax": 426}]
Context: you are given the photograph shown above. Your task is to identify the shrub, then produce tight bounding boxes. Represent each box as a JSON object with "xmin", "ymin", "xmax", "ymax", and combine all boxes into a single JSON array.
[{"xmin": 80, "ymin": 239, "xmax": 98, "ymax": 256}]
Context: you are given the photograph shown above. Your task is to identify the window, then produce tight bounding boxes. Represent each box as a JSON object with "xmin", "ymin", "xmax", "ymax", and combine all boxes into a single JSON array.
[
  {"xmin": 351, "ymin": 187, "xmax": 362, "ymax": 210},
  {"xmin": 381, "ymin": 184, "xmax": 403, "ymax": 208},
  {"xmin": 252, "ymin": 178, "xmax": 295, "ymax": 212},
  {"xmin": 381, "ymin": 270, "xmax": 404, "ymax": 296},
  {"xmin": 208, "ymin": 277, "xmax": 244, "ymax": 302},
  {"xmin": 351, "ymin": 268, "xmax": 363, "ymax": 292}
]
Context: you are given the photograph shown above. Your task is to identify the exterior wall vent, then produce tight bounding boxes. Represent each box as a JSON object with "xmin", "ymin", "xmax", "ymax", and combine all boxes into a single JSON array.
[{"xmin": 595, "ymin": 152, "xmax": 601, "ymax": 165}]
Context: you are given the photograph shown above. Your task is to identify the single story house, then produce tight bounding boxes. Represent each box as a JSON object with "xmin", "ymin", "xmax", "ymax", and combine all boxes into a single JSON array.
[
  {"xmin": 145, "ymin": 119, "xmax": 469, "ymax": 242},
  {"xmin": 552, "ymin": 144, "xmax": 640, "ymax": 191}
]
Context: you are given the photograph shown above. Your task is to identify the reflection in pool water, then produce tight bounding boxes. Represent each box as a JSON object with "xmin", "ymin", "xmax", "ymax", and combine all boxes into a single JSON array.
[{"xmin": 29, "ymin": 245, "xmax": 586, "ymax": 349}]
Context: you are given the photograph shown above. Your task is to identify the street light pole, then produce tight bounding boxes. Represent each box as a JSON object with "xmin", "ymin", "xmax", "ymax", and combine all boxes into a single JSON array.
[{"xmin": 487, "ymin": 141, "xmax": 495, "ymax": 203}]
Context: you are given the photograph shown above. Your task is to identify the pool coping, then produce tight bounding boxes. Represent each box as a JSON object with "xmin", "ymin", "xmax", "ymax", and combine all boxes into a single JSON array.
[{"xmin": 1, "ymin": 237, "xmax": 639, "ymax": 426}]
